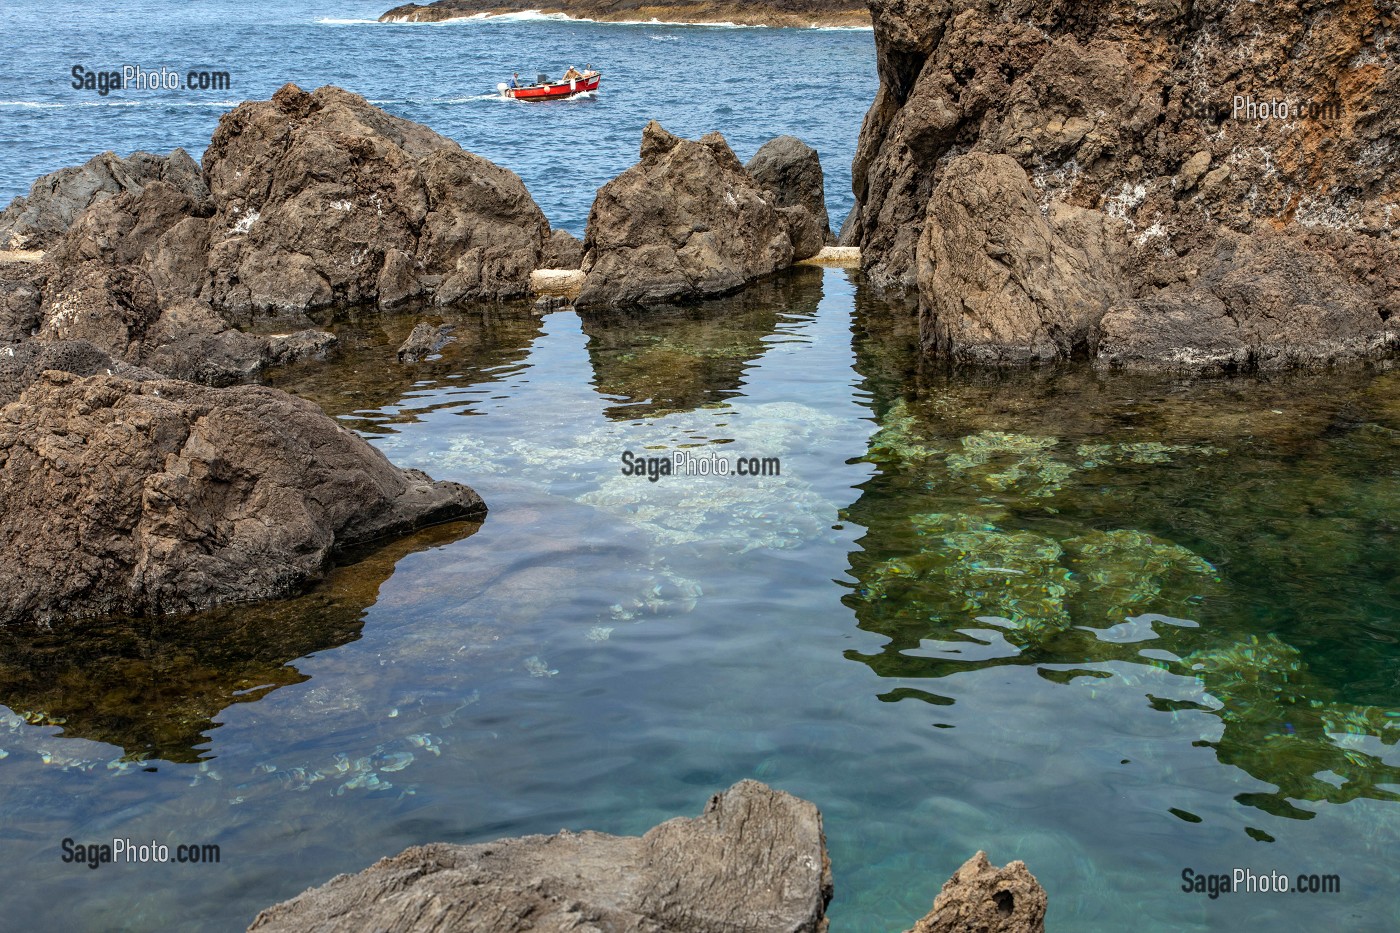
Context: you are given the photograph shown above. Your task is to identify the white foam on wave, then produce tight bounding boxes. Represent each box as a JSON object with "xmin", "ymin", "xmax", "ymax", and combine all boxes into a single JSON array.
[{"xmin": 378, "ymin": 9, "xmax": 865, "ymax": 29}]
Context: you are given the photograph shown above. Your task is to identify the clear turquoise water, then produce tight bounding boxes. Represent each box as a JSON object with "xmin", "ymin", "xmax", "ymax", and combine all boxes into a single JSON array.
[
  {"xmin": 3, "ymin": 268, "xmax": 1399, "ymax": 930},
  {"xmin": 4, "ymin": 6, "xmax": 1400, "ymax": 932}
]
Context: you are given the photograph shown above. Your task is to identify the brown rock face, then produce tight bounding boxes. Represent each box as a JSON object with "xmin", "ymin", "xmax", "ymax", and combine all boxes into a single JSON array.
[
  {"xmin": 195, "ymin": 84, "xmax": 549, "ymax": 314},
  {"xmin": 576, "ymin": 122, "xmax": 804, "ymax": 310},
  {"xmin": 0, "ymin": 370, "xmax": 485, "ymax": 626},
  {"xmin": 745, "ymin": 135, "xmax": 834, "ymax": 255},
  {"xmin": 850, "ymin": 0, "xmax": 1400, "ymax": 370},
  {"xmin": 907, "ymin": 852, "xmax": 1047, "ymax": 933},
  {"xmin": 0, "ymin": 149, "xmax": 206, "ymax": 251},
  {"xmin": 248, "ymin": 780, "xmax": 833, "ymax": 933}
]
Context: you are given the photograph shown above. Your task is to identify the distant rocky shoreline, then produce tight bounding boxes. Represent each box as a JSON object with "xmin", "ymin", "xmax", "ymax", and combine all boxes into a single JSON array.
[{"xmin": 378, "ymin": 0, "xmax": 870, "ymax": 28}]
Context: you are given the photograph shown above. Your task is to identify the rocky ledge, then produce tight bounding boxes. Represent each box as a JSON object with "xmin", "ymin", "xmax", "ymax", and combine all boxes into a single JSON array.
[
  {"xmin": 378, "ymin": 0, "xmax": 869, "ymax": 28},
  {"xmin": 846, "ymin": 0, "xmax": 1399, "ymax": 372},
  {"xmin": 249, "ymin": 780, "xmax": 1047, "ymax": 933}
]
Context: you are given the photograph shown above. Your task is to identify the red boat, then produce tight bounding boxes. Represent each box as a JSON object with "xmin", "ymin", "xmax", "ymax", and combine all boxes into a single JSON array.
[{"xmin": 498, "ymin": 70, "xmax": 601, "ymax": 101}]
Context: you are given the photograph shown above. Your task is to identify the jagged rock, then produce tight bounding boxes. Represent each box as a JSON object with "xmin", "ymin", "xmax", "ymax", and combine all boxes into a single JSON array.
[
  {"xmin": 575, "ymin": 122, "xmax": 800, "ymax": 310},
  {"xmin": 0, "ymin": 370, "xmax": 485, "ymax": 626},
  {"xmin": 540, "ymin": 228, "xmax": 584, "ymax": 269},
  {"xmin": 907, "ymin": 852, "xmax": 1047, "ymax": 933},
  {"xmin": 30, "ymin": 262, "xmax": 333, "ymax": 385},
  {"xmin": 918, "ymin": 153, "xmax": 1125, "ymax": 363},
  {"xmin": 396, "ymin": 321, "xmax": 455, "ymax": 362},
  {"xmin": 850, "ymin": 0, "xmax": 1400, "ymax": 369},
  {"xmin": 0, "ymin": 149, "xmax": 206, "ymax": 251},
  {"xmin": 194, "ymin": 83, "xmax": 549, "ymax": 314},
  {"xmin": 0, "ymin": 260, "xmax": 47, "ymax": 345},
  {"xmin": 248, "ymin": 780, "xmax": 832, "ymax": 933},
  {"xmin": 745, "ymin": 135, "xmax": 833, "ymax": 253},
  {"xmin": 0, "ymin": 339, "xmax": 158, "ymax": 406}
]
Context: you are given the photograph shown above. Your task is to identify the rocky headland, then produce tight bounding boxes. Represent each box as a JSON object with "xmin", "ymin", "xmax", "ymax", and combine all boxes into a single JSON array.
[
  {"xmin": 378, "ymin": 0, "xmax": 870, "ymax": 28},
  {"xmin": 846, "ymin": 0, "xmax": 1399, "ymax": 372},
  {"xmin": 250, "ymin": 780, "xmax": 1047, "ymax": 933}
]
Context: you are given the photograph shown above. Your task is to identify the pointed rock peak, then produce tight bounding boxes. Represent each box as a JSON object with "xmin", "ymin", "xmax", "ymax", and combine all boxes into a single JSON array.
[
  {"xmin": 270, "ymin": 83, "xmax": 314, "ymax": 116},
  {"xmin": 640, "ymin": 120, "xmax": 681, "ymax": 161},
  {"xmin": 699, "ymin": 131, "xmax": 744, "ymax": 172}
]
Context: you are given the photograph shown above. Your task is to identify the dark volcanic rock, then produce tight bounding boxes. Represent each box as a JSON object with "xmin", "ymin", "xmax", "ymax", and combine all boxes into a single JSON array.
[
  {"xmin": 850, "ymin": 0, "xmax": 1400, "ymax": 370},
  {"xmin": 0, "ymin": 149, "xmax": 206, "ymax": 251},
  {"xmin": 576, "ymin": 122, "xmax": 801, "ymax": 310},
  {"xmin": 0, "ymin": 339, "xmax": 158, "ymax": 406},
  {"xmin": 396, "ymin": 321, "xmax": 456, "ymax": 362},
  {"xmin": 31, "ymin": 261, "xmax": 334, "ymax": 387},
  {"xmin": 194, "ymin": 83, "xmax": 549, "ymax": 315},
  {"xmin": 540, "ymin": 227, "xmax": 584, "ymax": 269},
  {"xmin": 906, "ymin": 851, "xmax": 1047, "ymax": 933},
  {"xmin": 0, "ymin": 370, "xmax": 485, "ymax": 626},
  {"xmin": 745, "ymin": 135, "xmax": 833, "ymax": 251},
  {"xmin": 918, "ymin": 152, "xmax": 1125, "ymax": 363},
  {"xmin": 249, "ymin": 779, "xmax": 832, "ymax": 933}
]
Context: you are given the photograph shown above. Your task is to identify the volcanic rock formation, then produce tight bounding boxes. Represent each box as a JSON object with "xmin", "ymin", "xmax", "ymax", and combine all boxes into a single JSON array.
[
  {"xmin": 0, "ymin": 367, "xmax": 485, "ymax": 626},
  {"xmin": 0, "ymin": 149, "xmax": 207, "ymax": 251},
  {"xmin": 906, "ymin": 851, "xmax": 1048, "ymax": 933},
  {"xmin": 249, "ymin": 780, "xmax": 833, "ymax": 932},
  {"xmin": 848, "ymin": 0, "xmax": 1400, "ymax": 371},
  {"xmin": 576, "ymin": 122, "xmax": 824, "ymax": 310},
  {"xmin": 746, "ymin": 134, "xmax": 836, "ymax": 258}
]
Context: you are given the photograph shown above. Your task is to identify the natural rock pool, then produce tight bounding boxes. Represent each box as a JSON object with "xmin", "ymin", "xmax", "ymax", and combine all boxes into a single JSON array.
[{"xmin": 2, "ymin": 267, "xmax": 1398, "ymax": 930}]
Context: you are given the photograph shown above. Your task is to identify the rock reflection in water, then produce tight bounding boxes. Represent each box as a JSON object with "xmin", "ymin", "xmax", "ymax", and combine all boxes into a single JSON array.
[
  {"xmin": 0, "ymin": 520, "xmax": 481, "ymax": 764},
  {"xmin": 842, "ymin": 354, "xmax": 1400, "ymax": 818},
  {"xmin": 259, "ymin": 303, "xmax": 543, "ymax": 435},
  {"xmin": 579, "ymin": 268, "xmax": 819, "ymax": 420}
]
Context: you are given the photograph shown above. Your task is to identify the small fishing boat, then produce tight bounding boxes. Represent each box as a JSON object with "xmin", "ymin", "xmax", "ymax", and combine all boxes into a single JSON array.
[{"xmin": 498, "ymin": 70, "xmax": 601, "ymax": 101}]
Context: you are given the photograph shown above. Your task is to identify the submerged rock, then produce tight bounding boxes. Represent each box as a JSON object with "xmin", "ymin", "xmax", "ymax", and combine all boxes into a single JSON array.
[
  {"xmin": 850, "ymin": 0, "xmax": 1400, "ymax": 371},
  {"xmin": 907, "ymin": 852, "xmax": 1047, "ymax": 933},
  {"xmin": 575, "ymin": 122, "xmax": 805, "ymax": 310},
  {"xmin": 249, "ymin": 780, "xmax": 833, "ymax": 932},
  {"xmin": 0, "ymin": 148, "xmax": 206, "ymax": 251},
  {"xmin": 0, "ymin": 370, "xmax": 485, "ymax": 626},
  {"xmin": 396, "ymin": 321, "xmax": 455, "ymax": 362}
]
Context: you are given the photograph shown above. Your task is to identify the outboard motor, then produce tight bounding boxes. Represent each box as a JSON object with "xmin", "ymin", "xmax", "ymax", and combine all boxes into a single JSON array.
[{"xmin": 497, "ymin": 82, "xmax": 509, "ymax": 96}]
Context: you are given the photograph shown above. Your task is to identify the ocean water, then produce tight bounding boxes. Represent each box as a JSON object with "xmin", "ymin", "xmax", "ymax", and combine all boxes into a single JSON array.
[
  {"xmin": 4, "ymin": 5, "xmax": 1400, "ymax": 933},
  {"xmin": 0, "ymin": 0, "xmax": 875, "ymax": 235}
]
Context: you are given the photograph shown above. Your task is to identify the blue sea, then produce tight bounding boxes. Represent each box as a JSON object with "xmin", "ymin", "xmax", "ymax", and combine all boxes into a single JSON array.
[{"xmin": 4, "ymin": 4, "xmax": 1400, "ymax": 933}]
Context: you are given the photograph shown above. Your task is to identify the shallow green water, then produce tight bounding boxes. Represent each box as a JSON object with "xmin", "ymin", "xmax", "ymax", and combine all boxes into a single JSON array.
[{"xmin": 2, "ymin": 268, "xmax": 1399, "ymax": 930}]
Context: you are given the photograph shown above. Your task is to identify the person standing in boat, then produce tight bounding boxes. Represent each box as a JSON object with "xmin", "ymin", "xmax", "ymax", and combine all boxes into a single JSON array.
[{"xmin": 562, "ymin": 66, "xmax": 583, "ymax": 82}]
